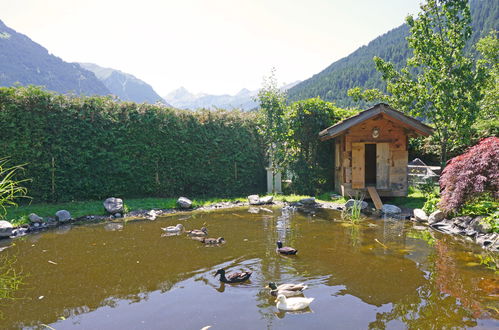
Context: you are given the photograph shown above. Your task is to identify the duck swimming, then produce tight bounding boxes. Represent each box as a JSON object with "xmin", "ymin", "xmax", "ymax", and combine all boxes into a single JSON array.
[
  {"xmin": 276, "ymin": 241, "xmax": 297, "ymax": 255},
  {"xmin": 202, "ymin": 237, "xmax": 225, "ymax": 245},
  {"xmin": 214, "ymin": 268, "xmax": 252, "ymax": 283},
  {"xmin": 161, "ymin": 224, "xmax": 184, "ymax": 233},
  {"xmin": 275, "ymin": 294, "xmax": 314, "ymax": 311},
  {"xmin": 268, "ymin": 282, "xmax": 308, "ymax": 297},
  {"xmin": 187, "ymin": 227, "xmax": 208, "ymax": 237}
]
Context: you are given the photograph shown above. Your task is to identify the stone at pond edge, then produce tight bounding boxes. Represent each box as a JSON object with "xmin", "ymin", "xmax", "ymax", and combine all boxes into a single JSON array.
[
  {"xmin": 428, "ymin": 210, "xmax": 444, "ymax": 224},
  {"xmin": 104, "ymin": 197, "xmax": 124, "ymax": 214},
  {"xmin": 299, "ymin": 197, "xmax": 316, "ymax": 205},
  {"xmin": 259, "ymin": 196, "xmax": 273, "ymax": 204},
  {"xmin": 177, "ymin": 197, "xmax": 192, "ymax": 209},
  {"xmin": 473, "ymin": 217, "xmax": 493, "ymax": 234},
  {"xmin": 55, "ymin": 210, "xmax": 72, "ymax": 222},
  {"xmin": 381, "ymin": 204, "xmax": 401, "ymax": 215},
  {"xmin": 29, "ymin": 213, "xmax": 43, "ymax": 223},
  {"xmin": 413, "ymin": 209, "xmax": 428, "ymax": 222},
  {"xmin": 0, "ymin": 220, "xmax": 13, "ymax": 238},
  {"xmin": 344, "ymin": 199, "xmax": 368, "ymax": 210},
  {"xmin": 247, "ymin": 195, "xmax": 260, "ymax": 205},
  {"xmin": 453, "ymin": 216, "xmax": 473, "ymax": 229},
  {"xmin": 114, "ymin": 213, "xmax": 122, "ymax": 218}
]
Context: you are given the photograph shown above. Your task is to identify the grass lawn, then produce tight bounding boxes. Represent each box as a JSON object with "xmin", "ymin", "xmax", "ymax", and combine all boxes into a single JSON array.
[
  {"xmin": 4, "ymin": 188, "xmax": 427, "ymax": 226},
  {"xmin": 3, "ymin": 193, "xmax": 348, "ymax": 225},
  {"xmin": 386, "ymin": 187, "xmax": 429, "ymax": 210}
]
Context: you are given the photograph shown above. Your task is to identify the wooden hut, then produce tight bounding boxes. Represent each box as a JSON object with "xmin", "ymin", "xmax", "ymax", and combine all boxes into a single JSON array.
[{"xmin": 319, "ymin": 103, "xmax": 433, "ymax": 199}]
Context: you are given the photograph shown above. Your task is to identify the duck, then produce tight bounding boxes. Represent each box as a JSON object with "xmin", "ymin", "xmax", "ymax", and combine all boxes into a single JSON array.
[
  {"xmin": 275, "ymin": 294, "xmax": 314, "ymax": 311},
  {"xmin": 187, "ymin": 226, "xmax": 208, "ymax": 237},
  {"xmin": 214, "ymin": 268, "xmax": 252, "ymax": 283},
  {"xmin": 268, "ymin": 282, "xmax": 308, "ymax": 297},
  {"xmin": 202, "ymin": 237, "xmax": 225, "ymax": 245},
  {"xmin": 161, "ymin": 223, "xmax": 184, "ymax": 233},
  {"xmin": 276, "ymin": 241, "xmax": 297, "ymax": 255}
]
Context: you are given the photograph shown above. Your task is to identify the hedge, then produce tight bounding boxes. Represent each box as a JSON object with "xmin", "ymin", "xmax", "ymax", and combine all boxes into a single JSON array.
[{"xmin": 0, "ymin": 86, "xmax": 266, "ymax": 202}]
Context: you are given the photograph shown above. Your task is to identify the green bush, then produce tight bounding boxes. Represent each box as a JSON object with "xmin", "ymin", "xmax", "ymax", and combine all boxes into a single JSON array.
[
  {"xmin": 423, "ymin": 192, "xmax": 440, "ymax": 214},
  {"xmin": 0, "ymin": 86, "xmax": 266, "ymax": 203}
]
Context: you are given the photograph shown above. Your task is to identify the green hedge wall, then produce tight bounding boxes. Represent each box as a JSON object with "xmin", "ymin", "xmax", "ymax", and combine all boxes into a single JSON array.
[{"xmin": 0, "ymin": 86, "xmax": 266, "ymax": 202}]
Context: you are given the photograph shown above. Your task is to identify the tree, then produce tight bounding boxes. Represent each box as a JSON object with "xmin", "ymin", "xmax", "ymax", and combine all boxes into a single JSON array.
[
  {"xmin": 286, "ymin": 98, "xmax": 356, "ymax": 194},
  {"xmin": 474, "ymin": 30, "xmax": 499, "ymax": 138},
  {"xmin": 349, "ymin": 0, "xmax": 488, "ymax": 168},
  {"xmin": 257, "ymin": 69, "xmax": 288, "ymax": 190}
]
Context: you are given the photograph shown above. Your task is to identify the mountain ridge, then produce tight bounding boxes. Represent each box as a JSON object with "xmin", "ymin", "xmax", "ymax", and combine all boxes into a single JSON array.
[
  {"xmin": 0, "ymin": 19, "xmax": 110, "ymax": 96},
  {"xmin": 287, "ymin": 0, "xmax": 499, "ymax": 108}
]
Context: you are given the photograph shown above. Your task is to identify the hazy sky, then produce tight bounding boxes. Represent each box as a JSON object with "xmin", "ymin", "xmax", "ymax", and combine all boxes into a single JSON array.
[{"xmin": 0, "ymin": 0, "xmax": 421, "ymax": 96}]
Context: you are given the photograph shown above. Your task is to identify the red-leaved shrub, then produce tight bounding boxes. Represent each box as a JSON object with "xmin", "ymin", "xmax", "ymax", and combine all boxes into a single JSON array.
[{"xmin": 439, "ymin": 137, "xmax": 499, "ymax": 214}]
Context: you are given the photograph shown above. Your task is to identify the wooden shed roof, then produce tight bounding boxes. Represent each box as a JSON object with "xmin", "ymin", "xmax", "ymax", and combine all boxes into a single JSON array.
[{"xmin": 319, "ymin": 103, "xmax": 433, "ymax": 140}]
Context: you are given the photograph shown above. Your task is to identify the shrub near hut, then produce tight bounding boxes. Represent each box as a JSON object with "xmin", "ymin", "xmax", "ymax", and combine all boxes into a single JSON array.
[{"xmin": 439, "ymin": 137, "xmax": 499, "ymax": 231}]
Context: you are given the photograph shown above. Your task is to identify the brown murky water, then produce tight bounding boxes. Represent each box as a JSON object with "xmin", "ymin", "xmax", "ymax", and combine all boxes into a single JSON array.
[{"xmin": 0, "ymin": 206, "xmax": 498, "ymax": 329}]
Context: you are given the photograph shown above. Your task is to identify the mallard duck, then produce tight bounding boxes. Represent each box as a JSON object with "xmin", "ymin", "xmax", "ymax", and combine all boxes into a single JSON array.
[
  {"xmin": 214, "ymin": 268, "xmax": 252, "ymax": 283},
  {"xmin": 276, "ymin": 241, "xmax": 297, "ymax": 255},
  {"xmin": 202, "ymin": 237, "xmax": 225, "ymax": 245},
  {"xmin": 275, "ymin": 294, "xmax": 314, "ymax": 311},
  {"xmin": 161, "ymin": 223, "xmax": 184, "ymax": 233},
  {"xmin": 187, "ymin": 226, "xmax": 208, "ymax": 237},
  {"xmin": 268, "ymin": 282, "xmax": 308, "ymax": 297}
]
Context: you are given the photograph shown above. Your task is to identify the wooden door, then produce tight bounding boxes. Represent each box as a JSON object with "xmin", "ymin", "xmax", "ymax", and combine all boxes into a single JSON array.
[
  {"xmin": 376, "ymin": 143, "xmax": 390, "ymax": 189},
  {"xmin": 351, "ymin": 142, "xmax": 365, "ymax": 189}
]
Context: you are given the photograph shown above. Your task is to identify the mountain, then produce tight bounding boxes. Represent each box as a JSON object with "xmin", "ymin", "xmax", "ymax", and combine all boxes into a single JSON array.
[
  {"xmin": 78, "ymin": 62, "xmax": 169, "ymax": 105},
  {"xmin": 0, "ymin": 19, "xmax": 109, "ymax": 95},
  {"xmin": 165, "ymin": 81, "xmax": 301, "ymax": 111},
  {"xmin": 287, "ymin": 0, "xmax": 499, "ymax": 108}
]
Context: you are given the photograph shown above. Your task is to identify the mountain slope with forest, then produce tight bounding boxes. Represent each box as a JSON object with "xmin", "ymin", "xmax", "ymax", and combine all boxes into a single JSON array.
[
  {"xmin": 0, "ymin": 19, "xmax": 110, "ymax": 96},
  {"xmin": 287, "ymin": 0, "xmax": 499, "ymax": 108},
  {"xmin": 78, "ymin": 63, "xmax": 169, "ymax": 105}
]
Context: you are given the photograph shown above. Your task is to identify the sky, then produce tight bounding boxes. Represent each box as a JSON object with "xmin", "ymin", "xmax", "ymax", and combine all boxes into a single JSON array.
[{"xmin": 0, "ymin": 0, "xmax": 422, "ymax": 96}]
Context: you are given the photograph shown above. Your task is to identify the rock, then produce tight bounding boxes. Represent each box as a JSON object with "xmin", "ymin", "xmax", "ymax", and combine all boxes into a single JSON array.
[
  {"xmin": 413, "ymin": 225, "xmax": 427, "ymax": 231},
  {"xmin": 453, "ymin": 216, "xmax": 473, "ymax": 228},
  {"xmin": 28, "ymin": 213, "xmax": 43, "ymax": 223},
  {"xmin": 247, "ymin": 195, "xmax": 261, "ymax": 205},
  {"xmin": 177, "ymin": 197, "xmax": 192, "ymax": 209},
  {"xmin": 299, "ymin": 197, "xmax": 316, "ymax": 205},
  {"xmin": 413, "ymin": 209, "xmax": 428, "ymax": 222},
  {"xmin": 428, "ymin": 210, "xmax": 445, "ymax": 224},
  {"xmin": 344, "ymin": 199, "xmax": 368, "ymax": 210},
  {"xmin": 0, "ymin": 221, "xmax": 13, "ymax": 238},
  {"xmin": 104, "ymin": 197, "xmax": 124, "ymax": 214},
  {"xmin": 473, "ymin": 218, "xmax": 493, "ymax": 234},
  {"xmin": 330, "ymin": 194, "xmax": 342, "ymax": 200},
  {"xmin": 114, "ymin": 213, "xmax": 122, "ymax": 218},
  {"xmin": 55, "ymin": 210, "xmax": 71, "ymax": 222},
  {"xmin": 381, "ymin": 204, "xmax": 401, "ymax": 215},
  {"xmin": 259, "ymin": 196, "xmax": 273, "ymax": 204}
]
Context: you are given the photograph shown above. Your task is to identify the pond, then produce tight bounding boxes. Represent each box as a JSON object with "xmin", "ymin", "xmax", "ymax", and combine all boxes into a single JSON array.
[{"xmin": 0, "ymin": 206, "xmax": 498, "ymax": 329}]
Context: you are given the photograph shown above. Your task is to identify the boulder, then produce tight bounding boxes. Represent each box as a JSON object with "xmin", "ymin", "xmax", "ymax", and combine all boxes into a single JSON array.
[
  {"xmin": 413, "ymin": 209, "xmax": 428, "ymax": 222},
  {"xmin": 248, "ymin": 195, "xmax": 261, "ymax": 205},
  {"xmin": 259, "ymin": 196, "xmax": 274, "ymax": 204},
  {"xmin": 0, "ymin": 220, "xmax": 13, "ymax": 238},
  {"xmin": 381, "ymin": 204, "xmax": 401, "ymax": 215},
  {"xmin": 453, "ymin": 216, "xmax": 473, "ymax": 229},
  {"xmin": 428, "ymin": 210, "xmax": 445, "ymax": 224},
  {"xmin": 345, "ymin": 199, "xmax": 368, "ymax": 210},
  {"xmin": 104, "ymin": 197, "xmax": 124, "ymax": 214},
  {"xmin": 299, "ymin": 197, "xmax": 316, "ymax": 205},
  {"xmin": 473, "ymin": 218, "xmax": 493, "ymax": 234},
  {"xmin": 28, "ymin": 213, "xmax": 43, "ymax": 223},
  {"xmin": 55, "ymin": 210, "xmax": 72, "ymax": 222},
  {"xmin": 177, "ymin": 197, "xmax": 192, "ymax": 209}
]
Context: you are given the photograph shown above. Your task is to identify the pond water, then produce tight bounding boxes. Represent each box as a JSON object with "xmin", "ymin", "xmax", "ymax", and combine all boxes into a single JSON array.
[{"xmin": 0, "ymin": 206, "xmax": 498, "ymax": 329}]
